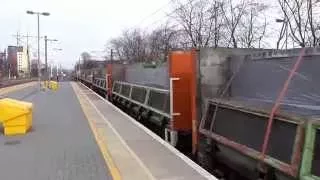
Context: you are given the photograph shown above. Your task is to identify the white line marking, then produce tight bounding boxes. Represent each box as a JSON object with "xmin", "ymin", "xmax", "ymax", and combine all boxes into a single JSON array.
[
  {"xmin": 79, "ymin": 82, "xmax": 218, "ymax": 180},
  {"xmin": 77, "ymin": 84, "xmax": 156, "ymax": 180}
]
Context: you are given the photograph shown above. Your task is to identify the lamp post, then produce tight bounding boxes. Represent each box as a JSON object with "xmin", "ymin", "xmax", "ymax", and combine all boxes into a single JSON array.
[
  {"xmin": 50, "ymin": 48, "xmax": 62, "ymax": 80},
  {"xmin": 44, "ymin": 36, "xmax": 58, "ymax": 81},
  {"xmin": 26, "ymin": 10, "xmax": 50, "ymax": 89},
  {"xmin": 276, "ymin": 18, "xmax": 288, "ymax": 50}
]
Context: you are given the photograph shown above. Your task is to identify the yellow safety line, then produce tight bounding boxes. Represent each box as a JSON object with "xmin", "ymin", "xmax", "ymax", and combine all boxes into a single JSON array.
[{"xmin": 71, "ymin": 82, "xmax": 122, "ymax": 180}]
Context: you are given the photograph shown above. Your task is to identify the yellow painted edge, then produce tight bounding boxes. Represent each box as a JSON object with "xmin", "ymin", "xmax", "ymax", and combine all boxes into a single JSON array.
[{"xmin": 71, "ymin": 82, "xmax": 122, "ymax": 180}]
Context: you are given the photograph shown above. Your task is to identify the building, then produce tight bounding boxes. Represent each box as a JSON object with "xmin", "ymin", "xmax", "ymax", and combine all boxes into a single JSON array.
[
  {"xmin": 17, "ymin": 46, "xmax": 30, "ymax": 77},
  {"xmin": 30, "ymin": 59, "xmax": 38, "ymax": 77},
  {"xmin": 7, "ymin": 46, "xmax": 18, "ymax": 78},
  {"xmin": 0, "ymin": 50, "xmax": 6, "ymax": 79},
  {"xmin": 6, "ymin": 46, "xmax": 31, "ymax": 78}
]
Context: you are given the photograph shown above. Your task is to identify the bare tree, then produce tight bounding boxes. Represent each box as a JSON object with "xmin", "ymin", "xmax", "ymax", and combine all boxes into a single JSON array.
[
  {"xmin": 148, "ymin": 23, "xmax": 177, "ymax": 61},
  {"xmin": 220, "ymin": 0, "xmax": 247, "ymax": 48},
  {"xmin": 108, "ymin": 29, "xmax": 149, "ymax": 62},
  {"xmin": 306, "ymin": 0, "xmax": 320, "ymax": 46},
  {"xmin": 238, "ymin": 2, "xmax": 269, "ymax": 48},
  {"xmin": 280, "ymin": 0, "xmax": 308, "ymax": 47},
  {"xmin": 277, "ymin": 0, "xmax": 320, "ymax": 47},
  {"xmin": 276, "ymin": 19, "xmax": 287, "ymax": 49},
  {"xmin": 108, "ymin": 38, "xmax": 125, "ymax": 60},
  {"xmin": 124, "ymin": 29, "xmax": 148, "ymax": 62},
  {"xmin": 80, "ymin": 52, "xmax": 94, "ymax": 69},
  {"xmin": 81, "ymin": 52, "xmax": 91, "ymax": 62},
  {"xmin": 211, "ymin": 1, "xmax": 224, "ymax": 48},
  {"xmin": 172, "ymin": 0, "xmax": 220, "ymax": 48},
  {"xmin": 103, "ymin": 0, "xmax": 288, "ymax": 62}
]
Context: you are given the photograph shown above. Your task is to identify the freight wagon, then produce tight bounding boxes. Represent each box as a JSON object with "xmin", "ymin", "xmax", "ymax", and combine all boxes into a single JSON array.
[{"xmin": 77, "ymin": 47, "xmax": 320, "ymax": 180}]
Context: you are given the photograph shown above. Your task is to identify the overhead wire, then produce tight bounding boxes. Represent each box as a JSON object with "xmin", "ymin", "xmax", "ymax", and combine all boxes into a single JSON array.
[
  {"xmin": 134, "ymin": 0, "xmax": 174, "ymax": 28},
  {"xmin": 134, "ymin": 0, "xmax": 201, "ymax": 31}
]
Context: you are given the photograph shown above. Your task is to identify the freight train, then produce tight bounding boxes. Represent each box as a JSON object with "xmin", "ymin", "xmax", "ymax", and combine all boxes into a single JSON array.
[{"xmin": 76, "ymin": 47, "xmax": 319, "ymax": 180}]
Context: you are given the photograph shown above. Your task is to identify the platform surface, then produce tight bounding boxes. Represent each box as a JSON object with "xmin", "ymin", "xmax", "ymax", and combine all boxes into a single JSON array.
[
  {"xmin": 74, "ymin": 82, "xmax": 216, "ymax": 180},
  {"xmin": 0, "ymin": 82, "xmax": 111, "ymax": 180},
  {"xmin": 0, "ymin": 82, "xmax": 216, "ymax": 180}
]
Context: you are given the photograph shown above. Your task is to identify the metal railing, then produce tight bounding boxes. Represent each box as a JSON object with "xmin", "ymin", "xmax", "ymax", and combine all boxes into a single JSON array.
[{"xmin": 112, "ymin": 81, "xmax": 170, "ymax": 119}]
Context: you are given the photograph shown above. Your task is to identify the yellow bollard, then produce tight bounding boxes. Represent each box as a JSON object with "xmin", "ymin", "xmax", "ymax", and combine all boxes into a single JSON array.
[
  {"xmin": 49, "ymin": 81, "xmax": 59, "ymax": 91},
  {"xmin": 0, "ymin": 98, "xmax": 33, "ymax": 136}
]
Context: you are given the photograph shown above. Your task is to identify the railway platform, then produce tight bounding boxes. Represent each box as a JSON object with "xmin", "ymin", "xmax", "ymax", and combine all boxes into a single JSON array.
[{"xmin": 0, "ymin": 81, "xmax": 216, "ymax": 180}]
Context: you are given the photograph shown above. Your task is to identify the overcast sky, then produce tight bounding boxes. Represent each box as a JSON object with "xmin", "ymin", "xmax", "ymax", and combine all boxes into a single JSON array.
[{"xmin": 0, "ymin": 0, "xmax": 173, "ymax": 69}]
